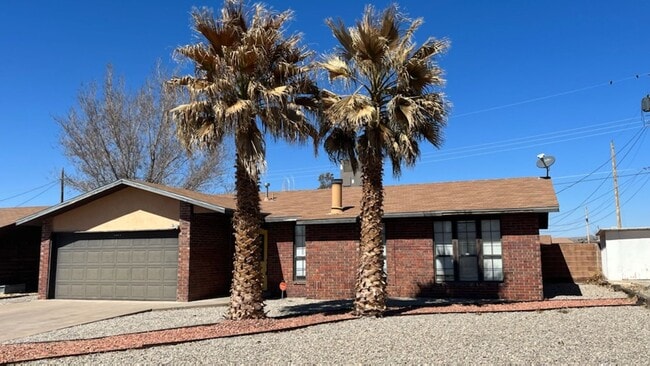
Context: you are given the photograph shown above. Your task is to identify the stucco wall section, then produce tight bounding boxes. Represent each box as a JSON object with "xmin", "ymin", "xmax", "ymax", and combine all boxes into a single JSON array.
[
  {"xmin": 600, "ymin": 229, "xmax": 650, "ymax": 280},
  {"xmin": 52, "ymin": 187, "xmax": 179, "ymax": 232}
]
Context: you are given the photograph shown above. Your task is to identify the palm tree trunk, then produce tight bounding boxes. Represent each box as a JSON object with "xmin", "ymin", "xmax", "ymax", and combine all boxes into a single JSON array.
[
  {"xmin": 353, "ymin": 150, "xmax": 387, "ymax": 316},
  {"xmin": 227, "ymin": 158, "xmax": 265, "ymax": 320}
]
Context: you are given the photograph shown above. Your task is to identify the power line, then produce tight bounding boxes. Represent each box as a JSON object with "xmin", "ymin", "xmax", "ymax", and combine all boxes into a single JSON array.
[
  {"xmin": 451, "ymin": 73, "xmax": 650, "ymax": 119},
  {"xmin": 549, "ymin": 168, "xmax": 650, "ymax": 232},
  {"xmin": 14, "ymin": 181, "xmax": 59, "ymax": 207},
  {"xmin": 0, "ymin": 180, "xmax": 59, "ymax": 203},
  {"xmin": 555, "ymin": 126, "xmax": 647, "ymax": 194}
]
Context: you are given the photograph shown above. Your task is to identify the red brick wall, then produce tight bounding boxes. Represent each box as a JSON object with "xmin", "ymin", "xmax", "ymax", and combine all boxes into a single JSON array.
[
  {"xmin": 266, "ymin": 222, "xmax": 301, "ymax": 296},
  {"xmin": 188, "ymin": 212, "xmax": 232, "ymax": 301},
  {"xmin": 304, "ymin": 224, "xmax": 357, "ymax": 299},
  {"xmin": 0, "ymin": 225, "xmax": 41, "ymax": 291},
  {"xmin": 177, "ymin": 202, "xmax": 191, "ymax": 301},
  {"xmin": 541, "ymin": 243, "xmax": 600, "ymax": 282},
  {"xmin": 499, "ymin": 213, "xmax": 543, "ymax": 300},
  {"xmin": 37, "ymin": 219, "xmax": 53, "ymax": 300},
  {"xmin": 386, "ymin": 218, "xmax": 434, "ymax": 297},
  {"xmin": 178, "ymin": 202, "xmax": 234, "ymax": 302},
  {"xmin": 268, "ymin": 222, "xmax": 358, "ymax": 299},
  {"xmin": 269, "ymin": 213, "xmax": 544, "ymax": 301}
]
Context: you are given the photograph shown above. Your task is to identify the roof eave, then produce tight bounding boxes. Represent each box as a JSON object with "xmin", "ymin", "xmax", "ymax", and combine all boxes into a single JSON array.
[
  {"xmin": 383, "ymin": 206, "xmax": 558, "ymax": 219},
  {"xmin": 16, "ymin": 179, "xmax": 231, "ymax": 226},
  {"xmin": 264, "ymin": 206, "xmax": 558, "ymax": 225}
]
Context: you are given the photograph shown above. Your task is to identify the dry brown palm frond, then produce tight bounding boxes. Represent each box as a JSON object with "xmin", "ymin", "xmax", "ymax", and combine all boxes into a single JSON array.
[
  {"xmin": 192, "ymin": 7, "xmax": 240, "ymax": 56},
  {"xmin": 174, "ymin": 44, "xmax": 216, "ymax": 72},
  {"xmin": 397, "ymin": 17, "xmax": 423, "ymax": 51},
  {"xmin": 325, "ymin": 18, "xmax": 355, "ymax": 60},
  {"xmin": 379, "ymin": 5, "xmax": 400, "ymax": 47},
  {"xmin": 412, "ymin": 38, "xmax": 449, "ymax": 61},
  {"xmin": 326, "ymin": 94, "xmax": 375, "ymax": 130},
  {"xmin": 319, "ymin": 57, "xmax": 352, "ymax": 81},
  {"xmin": 225, "ymin": 99, "xmax": 253, "ymax": 118},
  {"xmin": 353, "ymin": 13, "xmax": 388, "ymax": 64}
]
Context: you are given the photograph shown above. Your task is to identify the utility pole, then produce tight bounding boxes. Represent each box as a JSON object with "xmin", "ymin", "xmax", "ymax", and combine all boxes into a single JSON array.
[
  {"xmin": 610, "ymin": 141, "xmax": 622, "ymax": 228},
  {"xmin": 585, "ymin": 206, "xmax": 591, "ymax": 244},
  {"xmin": 60, "ymin": 168, "xmax": 65, "ymax": 203}
]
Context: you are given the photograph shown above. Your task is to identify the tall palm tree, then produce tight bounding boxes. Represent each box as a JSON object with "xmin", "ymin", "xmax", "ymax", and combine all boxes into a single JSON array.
[
  {"xmin": 168, "ymin": 0, "xmax": 318, "ymax": 320},
  {"xmin": 319, "ymin": 4, "xmax": 449, "ymax": 316}
]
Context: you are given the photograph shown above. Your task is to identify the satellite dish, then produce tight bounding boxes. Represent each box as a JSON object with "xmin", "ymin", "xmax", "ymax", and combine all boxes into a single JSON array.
[
  {"xmin": 536, "ymin": 153, "xmax": 555, "ymax": 179},
  {"xmin": 642, "ymin": 95, "xmax": 650, "ymax": 113},
  {"xmin": 642, "ymin": 95, "xmax": 650, "ymax": 126}
]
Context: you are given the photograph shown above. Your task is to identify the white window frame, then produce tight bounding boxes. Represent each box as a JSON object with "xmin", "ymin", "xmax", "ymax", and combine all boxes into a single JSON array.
[
  {"xmin": 294, "ymin": 225, "xmax": 306, "ymax": 281},
  {"xmin": 433, "ymin": 219, "xmax": 503, "ymax": 283}
]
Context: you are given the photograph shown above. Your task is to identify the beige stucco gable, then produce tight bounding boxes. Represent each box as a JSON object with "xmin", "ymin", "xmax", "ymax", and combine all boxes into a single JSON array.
[{"xmin": 52, "ymin": 187, "xmax": 180, "ymax": 232}]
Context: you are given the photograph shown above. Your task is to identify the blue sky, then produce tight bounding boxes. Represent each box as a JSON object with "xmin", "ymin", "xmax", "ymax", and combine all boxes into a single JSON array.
[{"xmin": 1, "ymin": 0, "xmax": 648, "ymax": 238}]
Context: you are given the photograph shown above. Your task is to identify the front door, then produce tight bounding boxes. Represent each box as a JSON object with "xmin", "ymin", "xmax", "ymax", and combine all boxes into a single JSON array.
[
  {"xmin": 457, "ymin": 220, "xmax": 479, "ymax": 281},
  {"xmin": 259, "ymin": 229, "xmax": 268, "ymax": 291}
]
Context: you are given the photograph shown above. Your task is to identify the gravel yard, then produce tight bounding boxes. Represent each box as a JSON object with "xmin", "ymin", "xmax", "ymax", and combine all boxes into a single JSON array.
[
  {"xmin": 4, "ymin": 284, "xmax": 649, "ymax": 365},
  {"xmin": 16, "ymin": 306, "xmax": 650, "ymax": 365}
]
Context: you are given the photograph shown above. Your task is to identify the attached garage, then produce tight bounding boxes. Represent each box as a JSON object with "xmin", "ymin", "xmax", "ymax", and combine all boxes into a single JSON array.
[
  {"xmin": 52, "ymin": 231, "xmax": 178, "ymax": 300},
  {"xmin": 16, "ymin": 180, "xmax": 236, "ymax": 302}
]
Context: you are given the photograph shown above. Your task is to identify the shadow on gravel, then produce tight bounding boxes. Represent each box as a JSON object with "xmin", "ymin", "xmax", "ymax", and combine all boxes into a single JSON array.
[
  {"xmin": 543, "ymin": 282, "xmax": 583, "ymax": 298},
  {"xmin": 273, "ymin": 297, "xmax": 512, "ymax": 318},
  {"xmin": 273, "ymin": 299, "xmax": 353, "ymax": 318}
]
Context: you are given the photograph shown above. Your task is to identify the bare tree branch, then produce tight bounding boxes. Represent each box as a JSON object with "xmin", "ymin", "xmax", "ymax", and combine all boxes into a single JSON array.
[{"xmin": 56, "ymin": 62, "xmax": 231, "ymax": 193}]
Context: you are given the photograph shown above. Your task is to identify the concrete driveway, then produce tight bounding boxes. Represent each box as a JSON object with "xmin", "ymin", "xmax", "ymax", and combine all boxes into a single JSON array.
[{"xmin": 0, "ymin": 297, "xmax": 228, "ymax": 343}]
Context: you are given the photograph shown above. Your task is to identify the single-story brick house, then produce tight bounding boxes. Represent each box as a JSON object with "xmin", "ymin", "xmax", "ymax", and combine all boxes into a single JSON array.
[
  {"xmin": 17, "ymin": 177, "xmax": 558, "ymax": 302},
  {"xmin": 0, "ymin": 207, "xmax": 46, "ymax": 292}
]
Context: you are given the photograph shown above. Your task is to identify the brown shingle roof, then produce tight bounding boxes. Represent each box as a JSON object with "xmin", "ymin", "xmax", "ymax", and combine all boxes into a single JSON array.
[
  {"xmin": 16, "ymin": 177, "xmax": 558, "ymax": 226},
  {"xmin": 259, "ymin": 177, "xmax": 558, "ymax": 222},
  {"xmin": 0, "ymin": 207, "xmax": 47, "ymax": 228}
]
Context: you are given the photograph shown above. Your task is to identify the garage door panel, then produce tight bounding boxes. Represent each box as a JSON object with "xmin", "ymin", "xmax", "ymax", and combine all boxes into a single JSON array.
[
  {"xmin": 71, "ymin": 268, "xmax": 85, "ymax": 280},
  {"xmin": 163, "ymin": 268, "xmax": 177, "ymax": 281},
  {"xmin": 101, "ymin": 251, "xmax": 115, "ymax": 263},
  {"xmin": 100, "ymin": 285, "xmax": 114, "ymax": 298},
  {"xmin": 132, "ymin": 250, "xmax": 147, "ymax": 264},
  {"xmin": 147, "ymin": 268, "xmax": 162, "ymax": 281},
  {"xmin": 100, "ymin": 268, "xmax": 114, "ymax": 280},
  {"xmin": 147, "ymin": 251, "xmax": 163, "ymax": 263},
  {"xmin": 115, "ymin": 268, "xmax": 130, "ymax": 280},
  {"xmin": 115, "ymin": 285, "xmax": 130, "ymax": 297},
  {"xmin": 86, "ymin": 268, "xmax": 99, "ymax": 280},
  {"xmin": 116, "ymin": 251, "xmax": 131, "ymax": 264},
  {"xmin": 87, "ymin": 251, "xmax": 101, "ymax": 263},
  {"xmin": 163, "ymin": 250, "xmax": 177, "ymax": 264},
  {"xmin": 147, "ymin": 286, "xmax": 163, "ymax": 298},
  {"xmin": 54, "ymin": 231, "xmax": 178, "ymax": 300},
  {"xmin": 163, "ymin": 285, "xmax": 176, "ymax": 299},
  {"xmin": 132, "ymin": 268, "xmax": 146, "ymax": 280}
]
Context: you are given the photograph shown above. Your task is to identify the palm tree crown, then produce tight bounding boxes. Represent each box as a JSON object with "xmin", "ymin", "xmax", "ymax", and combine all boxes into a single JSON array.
[
  {"xmin": 319, "ymin": 4, "xmax": 449, "ymax": 316},
  {"xmin": 168, "ymin": 0, "xmax": 318, "ymax": 320},
  {"xmin": 320, "ymin": 4, "xmax": 448, "ymax": 173}
]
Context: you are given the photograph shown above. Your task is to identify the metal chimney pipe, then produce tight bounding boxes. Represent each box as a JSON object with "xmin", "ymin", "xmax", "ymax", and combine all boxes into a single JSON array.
[{"xmin": 330, "ymin": 179, "xmax": 343, "ymax": 214}]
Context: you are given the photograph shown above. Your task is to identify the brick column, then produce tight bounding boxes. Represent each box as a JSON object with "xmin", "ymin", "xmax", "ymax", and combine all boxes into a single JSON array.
[
  {"xmin": 177, "ymin": 202, "xmax": 192, "ymax": 301},
  {"xmin": 37, "ymin": 219, "xmax": 53, "ymax": 300}
]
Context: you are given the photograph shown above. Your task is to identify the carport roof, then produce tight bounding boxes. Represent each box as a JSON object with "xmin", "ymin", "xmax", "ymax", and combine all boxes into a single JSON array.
[{"xmin": 16, "ymin": 177, "xmax": 559, "ymax": 226}]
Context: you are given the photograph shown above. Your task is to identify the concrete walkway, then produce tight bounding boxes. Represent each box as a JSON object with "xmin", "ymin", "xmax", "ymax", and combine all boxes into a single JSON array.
[{"xmin": 0, "ymin": 297, "xmax": 229, "ymax": 343}]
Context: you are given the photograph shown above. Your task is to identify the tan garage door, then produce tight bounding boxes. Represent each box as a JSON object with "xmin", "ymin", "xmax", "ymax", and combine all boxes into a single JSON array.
[{"xmin": 53, "ymin": 231, "xmax": 178, "ymax": 300}]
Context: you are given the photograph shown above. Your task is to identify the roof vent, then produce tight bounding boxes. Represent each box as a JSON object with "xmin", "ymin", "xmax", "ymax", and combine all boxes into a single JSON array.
[{"xmin": 330, "ymin": 179, "xmax": 343, "ymax": 214}]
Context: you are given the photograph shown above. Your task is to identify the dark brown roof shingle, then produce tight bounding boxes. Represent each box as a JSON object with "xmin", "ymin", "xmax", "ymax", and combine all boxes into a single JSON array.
[
  {"xmin": 0, "ymin": 207, "xmax": 47, "ymax": 228},
  {"xmin": 258, "ymin": 177, "xmax": 558, "ymax": 222}
]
